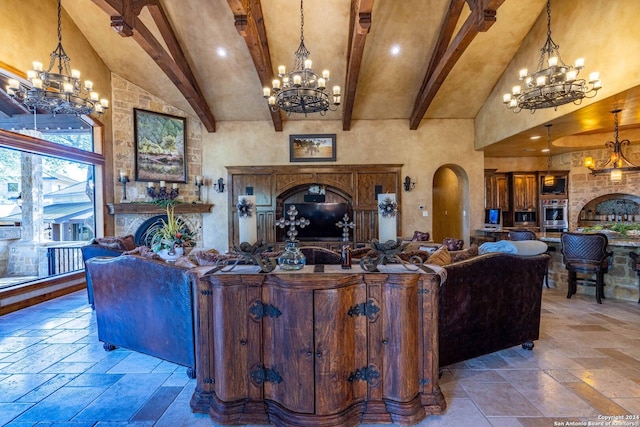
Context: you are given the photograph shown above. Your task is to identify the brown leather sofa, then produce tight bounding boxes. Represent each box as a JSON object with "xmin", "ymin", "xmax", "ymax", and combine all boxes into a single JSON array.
[
  {"xmin": 85, "ymin": 255, "xmax": 210, "ymax": 378},
  {"xmin": 438, "ymin": 252, "xmax": 549, "ymax": 367}
]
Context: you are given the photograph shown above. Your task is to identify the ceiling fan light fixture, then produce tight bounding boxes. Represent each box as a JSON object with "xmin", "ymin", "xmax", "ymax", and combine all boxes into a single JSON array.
[
  {"xmin": 503, "ymin": 0, "xmax": 601, "ymax": 113},
  {"xmin": 262, "ymin": 0, "xmax": 340, "ymax": 117}
]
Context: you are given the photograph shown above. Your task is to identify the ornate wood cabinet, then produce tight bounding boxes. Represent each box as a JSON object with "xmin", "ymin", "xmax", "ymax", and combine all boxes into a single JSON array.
[{"xmin": 190, "ymin": 265, "xmax": 445, "ymax": 427}]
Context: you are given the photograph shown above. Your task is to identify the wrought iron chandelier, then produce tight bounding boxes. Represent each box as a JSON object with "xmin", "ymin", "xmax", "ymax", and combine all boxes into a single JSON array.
[
  {"xmin": 5, "ymin": 0, "xmax": 109, "ymax": 116},
  {"xmin": 502, "ymin": 0, "xmax": 601, "ymax": 113},
  {"xmin": 262, "ymin": 0, "xmax": 340, "ymax": 116},
  {"xmin": 584, "ymin": 109, "xmax": 640, "ymax": 183}
]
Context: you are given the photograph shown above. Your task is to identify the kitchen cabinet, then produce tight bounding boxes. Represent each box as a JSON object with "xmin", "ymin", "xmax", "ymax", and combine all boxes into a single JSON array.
[
  {"xmin": 484, "ymin": 170, "xmax": 509, "ymax": 210},
  {"xmin": 511, "ymin": 173, "xmax": 538, "ymax": 210},
  {"xmin": 191, "ymin": 265, "xmax": 445, "ymax": 427}
]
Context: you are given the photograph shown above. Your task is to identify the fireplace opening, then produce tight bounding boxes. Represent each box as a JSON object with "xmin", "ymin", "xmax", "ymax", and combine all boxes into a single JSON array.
[{"xmin": 134, "ymin": 215, "xmax": 193, "ymax": 247}]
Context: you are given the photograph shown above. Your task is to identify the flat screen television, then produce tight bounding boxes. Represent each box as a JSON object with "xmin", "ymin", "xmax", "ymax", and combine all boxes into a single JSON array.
[
  {"xmin": 540, "ymin": 176, "xmax": 567, "ymax": 195},
  {"xmin": 283, "ymin": 202, "xmax": 351, "ymax": 241},
  {"xmin": 484, "ymin": 208, "xmax": 502, "ymax": 229}
]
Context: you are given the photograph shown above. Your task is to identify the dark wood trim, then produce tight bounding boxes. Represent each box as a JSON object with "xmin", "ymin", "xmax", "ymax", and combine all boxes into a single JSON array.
[
  {"xmin": 91, "ymin": 0, "xmax": 216, "ymax": 132},
  {"xmin": 0, "ymin": 128, "xmax": 105, "ymax": 166},
  {"xmin": 227, "ymin": 0, "xmax": 283, "ymax": 132},
  {"xmin": 0, "ymin": 272, "xmax": 86, "ymax": 316},
  {"xmin": 106, "ymin": 202, "xmax": 213, "ymax": 215},
  {"xmin": 409, "ymin": 0, "xmax": 505, "ymax": 129},
  {"xmin": 343, "ymin": 0, "xmax": 374, "ymax": 131}
]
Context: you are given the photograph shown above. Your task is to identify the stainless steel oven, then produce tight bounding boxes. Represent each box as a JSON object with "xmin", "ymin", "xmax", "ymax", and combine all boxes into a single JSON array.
[{"xmin": 541, "ymin": 199, "xmax": 568, "ymax": 231}]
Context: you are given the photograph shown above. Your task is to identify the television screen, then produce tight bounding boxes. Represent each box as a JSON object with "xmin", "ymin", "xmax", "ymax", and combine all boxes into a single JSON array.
[
  {"xmin": 540, "ymin": 176, "xmax": 567, "ymax": 195},
  {"xmin": 283, "ymin": 203, "xmax": 350, "ymax": 241},
  {"xmin": 484, "ymin": 208, "xmax": 502, "ymax": 227}
]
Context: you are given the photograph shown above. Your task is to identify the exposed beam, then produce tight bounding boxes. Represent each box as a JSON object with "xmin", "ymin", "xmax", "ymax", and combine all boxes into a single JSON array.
[
  {"xmin": 227, "ymin": 0, "xmax": 282, "ymax": 132},
  {"xmin": 342, "ymin": 0, "xmax": 374, "ymax": 131},
  {"xmin": 91, "ymin": 0, "xmax": 217, "ymax": 132},
  {"xmin": 409, "ymin": 0, "xmax": 505, "ymax": 130}
]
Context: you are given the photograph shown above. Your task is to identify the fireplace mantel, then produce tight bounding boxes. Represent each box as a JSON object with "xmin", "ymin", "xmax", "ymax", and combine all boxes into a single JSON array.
[{"xmin": 107, "ymin": 203, "xmax": 213, "ymax": 215}]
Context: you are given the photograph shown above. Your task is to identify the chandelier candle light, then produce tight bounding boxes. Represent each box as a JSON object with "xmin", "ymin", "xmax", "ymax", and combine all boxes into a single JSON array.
[
  {"xmin": 378, "ymin": 194, "xmax": 398, "ymax": 243},
  {"xmin": 502, "ymin": 0, "xmax": 601, "ymax": 113},
  {"xmin": 238, "ymin": 196, "xmax": 257, "ymax": 245},
  {"xmin": 6, "ymin": 0, "xmax": 109, "ymax": 116},
  {"xmin": 262, "ymin": 0, "xmax": 340, "ymax": 116},
  {"xmin": 584, "ymin": 109, "xmax": 640, "ymax": 183}
]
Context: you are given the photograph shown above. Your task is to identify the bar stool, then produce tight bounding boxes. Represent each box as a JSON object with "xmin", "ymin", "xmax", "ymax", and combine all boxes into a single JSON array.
[
  {"xmin": 509, "ymin": 229, "xmax": 551, "ymax": 288},
  {"xmin": 560, "ymin": 232, "xmax": 613, "ymax": 304}
]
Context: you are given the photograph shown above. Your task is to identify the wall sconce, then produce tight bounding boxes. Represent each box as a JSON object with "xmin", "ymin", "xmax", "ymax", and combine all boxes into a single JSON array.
[
  {"xmin": 403, "ymin": 176, "xmax": 416, "ymax": 192},
  {"xmin": 118, "ymin": 169, "xmax": 130, "ymax": 200},
  {"xmin": 215, "ymin": 178, "xmax": 225, "ymax": 193},
  {"xmin": 195, "ymin": 175, "xmax": 204, "ymax": 201}
]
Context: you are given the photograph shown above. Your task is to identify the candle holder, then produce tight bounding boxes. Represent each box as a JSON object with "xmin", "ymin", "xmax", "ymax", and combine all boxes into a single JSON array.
[
  {"xmin": 119, "ymin": 174, "xmax": 130, "ymax": 201},
  {"xmin": 195, "ymin": 178, "xmax": 204, "ymax": 202},
  {"xmin": 147, "ymin": 183, "xmax": 179, "ymax": 201}
]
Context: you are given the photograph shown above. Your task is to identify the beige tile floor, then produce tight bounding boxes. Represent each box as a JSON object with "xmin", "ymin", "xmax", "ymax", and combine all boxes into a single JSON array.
[{"xmin": 0, "ymin": 287, "xmax": 639, "ymax": 426}]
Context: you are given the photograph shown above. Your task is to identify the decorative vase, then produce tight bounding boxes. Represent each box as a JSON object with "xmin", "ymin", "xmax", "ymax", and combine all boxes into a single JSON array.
[
  {"xmin": 156, "ymin": 245, "xmax": 184, "ymax": 262},
  {"xmin": 278, "ymin": 240, "xmax": 306, "ymax": 270}
]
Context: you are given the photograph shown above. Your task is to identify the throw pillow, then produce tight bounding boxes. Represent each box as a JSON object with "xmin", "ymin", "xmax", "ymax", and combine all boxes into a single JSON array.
[
  {"xmin": 120, "ymin": 235, "xmax": 136, "ymax": 251},
  {"xmin": 451, "ymin": 243, "xmax": 479, "ymax": 263},
  {"xmin": 411, "ymin": 230, "xmax": 430, "ymax": 242},
  {"xmin": 426, "ymin": 245, "xmax": 451, "ymax": 266},
  {"xmin": 442, "ymin": 237, "xmax": 464, "ymax": 251}
]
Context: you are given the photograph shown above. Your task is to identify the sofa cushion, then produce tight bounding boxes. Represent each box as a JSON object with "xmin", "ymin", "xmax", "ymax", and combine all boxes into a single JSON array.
[
  {"xmin": 510, "ymin": 240, "xmax": 548, "ymax": 256},
  {"xmin": 92, "ymin": 235, "xmax": 136, "ymax": 251},
  {"xmin": 427, "ymin": 245, "xmax": 451, "ymax": 266},
  {"xmin": 442, "ymin": 237, "xmax": 464, "ymax": 251},
  {"xmin": 123, "ymin": 246, "xmax": 162, "ymax": 260}
]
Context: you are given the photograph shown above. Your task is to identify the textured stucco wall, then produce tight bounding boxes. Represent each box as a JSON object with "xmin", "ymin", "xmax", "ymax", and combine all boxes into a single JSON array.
[{"xmin": 476, "ymin": 0, "xmax": 640, "ymax": 148}]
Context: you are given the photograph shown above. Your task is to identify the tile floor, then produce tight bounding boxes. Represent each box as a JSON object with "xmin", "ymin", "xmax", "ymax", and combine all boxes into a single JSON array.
[{"xmin": 0, "ymin": 288, "xmax": 639, "ymax": 427}]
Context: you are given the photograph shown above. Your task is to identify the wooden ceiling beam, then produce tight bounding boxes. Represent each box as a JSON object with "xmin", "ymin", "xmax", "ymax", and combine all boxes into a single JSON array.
[
  {"xmin": 342, "ymin": 0, "xmax": 374, "ymax": 131},
  {"xmin": 91, "ymin": 0, "xmax": 217, "ymax": 132},
  {"xmin": 227, "ymin": 0, "xmax": 282, "ymax": 132},
  {"xmin": 409, "ymin": 0, "xmax": 505, "ymax": 130}
]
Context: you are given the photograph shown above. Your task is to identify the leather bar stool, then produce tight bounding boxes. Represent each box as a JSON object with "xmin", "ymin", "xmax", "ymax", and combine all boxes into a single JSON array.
[
  {"xmin": 509, "ymin": 229, "xmax": 552, "ymax": 288},
  {"xmin": 560, "ymin": 232, "xmax": 613, "ymax": 304}
]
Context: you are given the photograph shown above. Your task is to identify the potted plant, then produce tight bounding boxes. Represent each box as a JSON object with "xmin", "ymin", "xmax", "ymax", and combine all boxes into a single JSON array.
[{"xmin": 148, "ymin": 203, "xmax": 195, "ymax": 260}]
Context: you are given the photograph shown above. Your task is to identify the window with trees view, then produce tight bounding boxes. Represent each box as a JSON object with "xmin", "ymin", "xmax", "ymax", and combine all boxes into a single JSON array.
[{"xmin": 0, "ymin": 116, "xmax": 103, "ymax": 290}]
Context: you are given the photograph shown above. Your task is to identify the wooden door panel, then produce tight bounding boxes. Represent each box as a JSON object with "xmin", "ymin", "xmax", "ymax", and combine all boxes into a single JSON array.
[
  {"xmin": 382, "ymin": 277, "xmax": 420, "ymax": 401},
  {"xmin": 211, "ymin": 280, "xmax": 249, "ymax": 402},
  {"xmin": 262, "ymin": 283, "xmax": 315, "ymax": 413},
  {"xmin": 314, "ymin": 280, "xmax": 368, "ymax": 415},
  {"xmin": 231, "ymin": 174, "xmax": 272, "ymax": 206}
]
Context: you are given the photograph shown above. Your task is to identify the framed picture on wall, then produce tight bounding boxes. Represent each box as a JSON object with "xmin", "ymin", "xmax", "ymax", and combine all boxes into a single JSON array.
[
  {"xmin": 289, "ymin": 134, "xmax": 336, "ymax": 162},
  {"xmin": 134, "ymin": 108, "xmax": 187, "ymax": 182}
]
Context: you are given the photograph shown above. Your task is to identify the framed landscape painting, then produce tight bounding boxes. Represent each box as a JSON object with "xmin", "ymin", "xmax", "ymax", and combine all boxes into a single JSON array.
[
  {"xmin": 289, "ymin": 134, "xmax": 336, "ymax": 162},
  {"xmin": 134, "ymin": 108, "xmax": 187, "ymax": 182}
]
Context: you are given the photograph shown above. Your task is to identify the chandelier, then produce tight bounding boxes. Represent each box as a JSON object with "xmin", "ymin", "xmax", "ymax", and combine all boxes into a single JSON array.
[
  {"xmin": 543, "ymin": 124, "xmax": 555, "ymax": 186},
  {"xmin": 5, "ymin": 0, "xmax": 108, "ymax": 116},
  {"xmin": 502, "ymin": 0, "xmax": 601, "ymax": 113},
  {"xmin": 262, "ymin": 0, "xmax": 340, "ymax": 116},
  {"xmin": 584, "ymin": 109, "xmax": 640, "ymax": 183}
]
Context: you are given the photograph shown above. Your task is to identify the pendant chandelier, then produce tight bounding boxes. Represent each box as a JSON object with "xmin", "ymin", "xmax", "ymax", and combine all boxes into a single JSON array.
[
  {"xmin": 5, "ymin": 0, "xmax": 108, "ymax": 116},
  {"xmin": 262, "ymin": 0, "xmax": 340, "ymax": 116},
  {"xmin": 584, "ymin": 109, "xmax": 640, "ymax": 183},
  {"xmin": 543, "ymin": 124, "xmax": 555, "ymax": 186},
  {"xmin": 502, "ymin": 0, "xmax": 601, "ymax": 113}
]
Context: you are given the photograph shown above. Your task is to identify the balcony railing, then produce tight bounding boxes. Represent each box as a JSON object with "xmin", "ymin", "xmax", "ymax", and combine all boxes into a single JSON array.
[{"xmin": 47, "ymin": 246, "xmax": 84, "ymax": 276}]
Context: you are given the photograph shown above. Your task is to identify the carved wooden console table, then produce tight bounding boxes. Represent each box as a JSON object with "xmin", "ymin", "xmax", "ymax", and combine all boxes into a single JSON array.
[{"xmin": 190, "ymin": 265, "xmax": 445, "ymax": 427}]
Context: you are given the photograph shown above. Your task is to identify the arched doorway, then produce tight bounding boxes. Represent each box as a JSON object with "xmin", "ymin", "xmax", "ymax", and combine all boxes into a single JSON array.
[{"xmin": 432, "ymin": 165, "xmax": 470, "ymax": 245}]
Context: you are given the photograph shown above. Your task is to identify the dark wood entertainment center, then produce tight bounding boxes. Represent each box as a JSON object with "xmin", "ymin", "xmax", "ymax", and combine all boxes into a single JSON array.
[
  {"xmin": 190, "ymin": 264, "xmax": 445, "ymax": 426},
  {"xmin": 226, "ymin": 164, "xmax": 403, "ymax": 248}
]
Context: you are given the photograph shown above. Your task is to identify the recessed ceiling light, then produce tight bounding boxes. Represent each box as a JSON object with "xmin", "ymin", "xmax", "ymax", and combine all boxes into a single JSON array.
[
  {"xmin": 216, "ymin": 47, "xmax": 227, "ymax": 57},
  {"xmin": 530, "ymin": 135, "xmax": 541, "ymax": 140},
  {"xmin": 523, "ymin": 148, "xmax": 536, "ymax": 152},
  {"xmin": 541, "ymin": 148, "xmax": 550, "ymax": 153},
  {"xmin": 390, "ymin": 45, "xmax": 400, "ymax": 56}
]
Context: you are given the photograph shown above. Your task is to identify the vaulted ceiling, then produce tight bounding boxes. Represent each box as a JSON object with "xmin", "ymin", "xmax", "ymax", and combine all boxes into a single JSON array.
[{"xmin": 3, "ymin": 0, "xmax": 639, "ymax": 158}]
